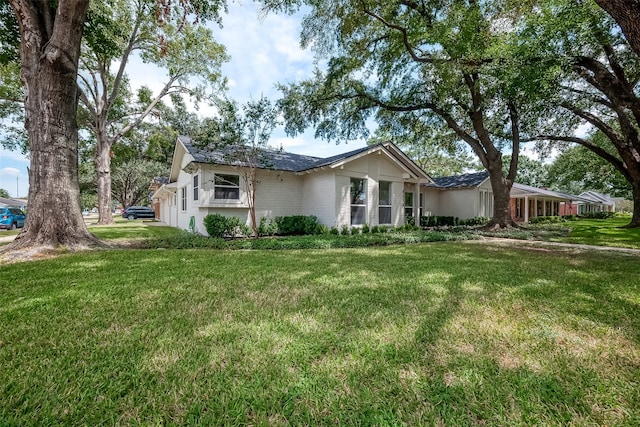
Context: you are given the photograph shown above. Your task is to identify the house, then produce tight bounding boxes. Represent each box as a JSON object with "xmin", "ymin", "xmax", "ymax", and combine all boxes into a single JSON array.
[
  {"xmin": 421, "ymin": 172, "xmax": 494, "ymax": 219},
  {"xmin": 510, "ymin": 183, "xmax": 586, "ymax": 221},
  {"xmin": 575, "ymin": 191, "xmax": 616, "ymax": 214},
  {"xmin": 421, "ymin": 171, "xmax": 584, "ymax": 223},
  {"xmin": 152, "ymin": 136, "xmax": 432, "ymax": 234}
]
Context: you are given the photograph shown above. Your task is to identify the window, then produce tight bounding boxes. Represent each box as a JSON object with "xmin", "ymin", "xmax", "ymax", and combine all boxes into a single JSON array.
[
  {"xmin": 350, "ymin": 178, "xmax": 366, "ymax": 225},
  {"xmin": 404, "ymin": 192, "xmax": 414, "ymax": 219},
  {"xmin": 214, "ymin": 174, "xmax": 240, "ymax": 200},
  {"xmin": 193, "ymin": 175, "xmax": 199, "ymax": 201},
  {"xmin": 378, "ymin": 181, "xmax": 392, "ymax": 225},
  {"xmin": 181, "ymin": 187, "xmax": 187, "ymax": 211}
]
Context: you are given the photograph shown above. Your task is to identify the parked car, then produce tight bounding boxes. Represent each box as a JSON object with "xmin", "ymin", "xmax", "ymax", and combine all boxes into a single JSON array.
[
  {"xmin": 0, "ymin": 207, "xmax": 26, "ymax": 230},
  {"xmin": 122, "ymin": 206, "xmax": 155, "ymax": 220}
]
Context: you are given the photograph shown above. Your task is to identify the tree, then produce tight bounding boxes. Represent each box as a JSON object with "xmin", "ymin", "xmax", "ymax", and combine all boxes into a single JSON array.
[
  {"xmin": 546, "ymin": 139, "xmax": 632, "ymax": 199},
  {"xmin": 1, "ymin": 0, "xmax": 227, "ymax": 253},
  {"xmin": 515, "ymin": 0, "xmax": 640, "ymax": 226},
  {"xmin": 0, "ymin": 188, "xmax": 10, "ymax": 198},
  {"xmin": 78, "ymin": 0, "xmax": 228, "ymax": 225},
  {"xmin": 274, "ymin": 0, "xmax": 532, "ymax": 229},
  {"xmin": 195, "ymin": 97, "xmax": 280, "ymax": 237},
  {"xmin": 111, "ymin": 158, "xmax": 168, "ymax": 208},
  {"xmin": 502, "ymin": 155, "xmax": 550, "ymax": 188},
  {"xmin": 5, "ymin": 0, "xmax": 100, "ymax": 251},
  {"xmin": 594, "ymin": 0, "xmax": 640, "ymax": 57}
]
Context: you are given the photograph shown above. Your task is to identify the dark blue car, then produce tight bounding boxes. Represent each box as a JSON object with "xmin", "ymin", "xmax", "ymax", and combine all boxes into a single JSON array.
[{"xmin": 0, "ymin": 207, "xmax": 26, "ymax": 230}]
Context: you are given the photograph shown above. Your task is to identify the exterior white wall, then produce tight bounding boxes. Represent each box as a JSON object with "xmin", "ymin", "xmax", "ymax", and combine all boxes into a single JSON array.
[
  {"xmin": 333, "ymin": 153, "xmax": 415, "ymax": 228},
  {"xmin": 421, "ymin": 188, "xmax": 441, "ymax": 217},
  {"xmin": 433, "ymin": 188, "xmax": 479, "ymax": 219},
  {"xmin": 302, "ymin": 171, "xmax": 336, "ymax": 226}
]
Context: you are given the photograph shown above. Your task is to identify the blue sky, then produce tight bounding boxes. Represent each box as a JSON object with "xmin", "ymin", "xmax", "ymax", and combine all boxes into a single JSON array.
[{"xmin": 0, "ymin": 2, "xmax": 367, "ymax": 199}]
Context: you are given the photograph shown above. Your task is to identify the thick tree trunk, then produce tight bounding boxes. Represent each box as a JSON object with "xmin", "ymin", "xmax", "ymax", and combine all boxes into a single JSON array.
[
  {"xmin": 484, "ymin": 168, "xmax": 518, "ymax": 230},
  {"xmin": 96, "ymin": 136, "xmax": 115, "ymax": 225},
  {"xmin": 595, "ymin": 0, "xmax": 640, "ymax": 57},
  {"xmin": 6, "ymin": 0, "xmax": 101, "ymax": 251},
  {"xmin": 625, "ymin": 182, "xmax": 640, "ymax": 228}
]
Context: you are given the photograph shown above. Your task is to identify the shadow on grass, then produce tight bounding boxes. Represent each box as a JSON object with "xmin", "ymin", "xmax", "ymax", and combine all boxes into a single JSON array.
[{"xmin": 1, "ymin": 243, "xmax": 638, "ymax": 425}]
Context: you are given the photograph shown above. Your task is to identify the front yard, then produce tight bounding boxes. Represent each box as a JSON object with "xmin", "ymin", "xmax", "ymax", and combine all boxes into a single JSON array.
[{"xmin": 1, "ymin": 240, "xmax": 638, "ymax": 425}]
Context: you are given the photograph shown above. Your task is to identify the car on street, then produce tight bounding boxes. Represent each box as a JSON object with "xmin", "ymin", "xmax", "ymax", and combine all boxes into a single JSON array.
[
  {"xmin": 0, "ymin": 207, "xmax": 26, "ymax": 230},
  {"xmin": 122, "ymin": 206, "xmax": 156, "ymax": 220}
]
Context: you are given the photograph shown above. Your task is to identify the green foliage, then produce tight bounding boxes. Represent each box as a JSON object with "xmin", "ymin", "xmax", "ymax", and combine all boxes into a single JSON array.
[
  {"xmin": 0, "ymin": 188, "xmax": 9, "ymax": 198},
  {"xmin": 529, "ymin": 215, "xmax": 566, "ymax": 225},
  {"xmin": 420, "ymin": 216, "xmax": 459, "ymax": 227},
  {"xmin": 111, "ymin": 159, "xmax": 168, "ymax": 208},
  {"xmin": 341, "ymin": 224, "xmax": 350, "ymax": 236},
  {"xmin": 547, "ymin": 142, "xmax": 631, "ymax": 199},
  {"xmin": 581, "ymin": 211, "xmax": 615, "ymax": 219},
  {"xmin": 274, "ymin": 215, "xmax": 321, "ymax": 236},
  {"xmin": 258, "ymin": 217, "xmax": 278, "ymax": 237},
  {"xmin": 361, "ymin": 223, "xmax": 370, "ymax": 234},
  {"xmin": 203, "ymin": 213, "xmax": 245, "ymax": 239},
  {"xmin": 458, "ymin": 216, "xmax": 490, "ymax": 227}
]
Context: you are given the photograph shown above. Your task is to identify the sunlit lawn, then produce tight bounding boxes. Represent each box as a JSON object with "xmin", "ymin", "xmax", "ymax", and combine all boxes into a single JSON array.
[
  {"xmin": 548, "ymin": 216, "xmax": 640, "ymax": 249},
  {"xmin": 1, "ymin": 242, "xmax": 639, "ymax": 425}
]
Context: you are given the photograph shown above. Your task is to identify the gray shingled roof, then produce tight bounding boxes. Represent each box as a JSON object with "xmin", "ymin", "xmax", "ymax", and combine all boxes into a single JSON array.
[
  {"xmin": 426, "ymin": 171, "xmax": 489, "ymax": 189},
  {"xmin": 179, "ymin": 135, "xmax": 377, "ymax": 172}
]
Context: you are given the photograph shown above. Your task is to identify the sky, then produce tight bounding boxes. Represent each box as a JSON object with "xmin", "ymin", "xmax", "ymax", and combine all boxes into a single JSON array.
[{"xmin": 0, "ymin": 2, "xmax": 367, "ymax": 199}]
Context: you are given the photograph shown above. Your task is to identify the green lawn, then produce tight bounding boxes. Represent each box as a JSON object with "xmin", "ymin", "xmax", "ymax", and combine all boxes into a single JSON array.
[
  {"xmin": 1, "ymin": 243, "xmax": 639, "ymax": 425},
  {"xmin": 548, "ymin": 216, "xmax": 640, "ymax": 249}
]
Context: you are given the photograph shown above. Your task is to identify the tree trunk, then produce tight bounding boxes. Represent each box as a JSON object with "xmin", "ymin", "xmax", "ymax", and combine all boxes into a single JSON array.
[
  {"xmin": 484, "ymin": 168, "xmax": 518, "ymax": 230},
  {"xmin": 96, "ymin": 136, "xmax": 115, "ymax": 224},
  {"xmin": 625, "ymin": 182, "xmax": 640, "ymax": 228},
  {"xmin": 594, "ymin": 0, "xmax": 640, "ymax": 57},
  {"xmin": 6, "ymin": 0, "xmax": 101, "ymax": 252}
]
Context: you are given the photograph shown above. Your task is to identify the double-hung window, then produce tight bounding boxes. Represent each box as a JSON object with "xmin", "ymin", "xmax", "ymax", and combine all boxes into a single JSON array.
[
  {"xmin": 350, "ymin": 178, "xmax": 366, "ymax": 225},
  {"xmin": 378, "ymin": 181, "xmax": 392, "ymax": 224},
  {"xmin": 181, "ymin": 187, "xmax": 187, "ymax": 211},
  {"xmin": 193, "ymin": 175, "xmax": 199, "ymax": 201},
  {"xmin": 404, "ymin": 192, "xmax": 414, "ymax": 219},
  {"xmin": 214, "ymin": 174, "xmax": 240, "ymax": 200}
]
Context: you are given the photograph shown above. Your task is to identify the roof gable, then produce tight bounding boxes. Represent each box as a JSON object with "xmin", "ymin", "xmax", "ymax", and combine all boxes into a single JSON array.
[{"xmin": 175, "ymin": 136, "xmax": 431, "ymax": 181}]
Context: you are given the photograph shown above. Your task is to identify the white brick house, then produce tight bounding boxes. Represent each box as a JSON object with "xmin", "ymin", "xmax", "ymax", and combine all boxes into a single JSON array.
[{"xmin": 152, "ymin": 136, "xmax": 432, "ymax": 234}]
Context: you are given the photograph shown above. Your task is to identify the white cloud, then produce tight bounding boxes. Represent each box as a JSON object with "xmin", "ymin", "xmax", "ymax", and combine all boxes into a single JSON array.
[
  {"xmin": 0, "ymin": 167, "xmax": 20, "ymax": 177},
  {"xmin": 0, "ymin": 147, "xmax": 28, "ymax": 163}
]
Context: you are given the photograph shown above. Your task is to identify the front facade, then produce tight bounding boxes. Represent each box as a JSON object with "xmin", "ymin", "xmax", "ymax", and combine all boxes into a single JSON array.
[{"xmin": 152, "ymin": 136, "xmax": 432, "ymax": 235}]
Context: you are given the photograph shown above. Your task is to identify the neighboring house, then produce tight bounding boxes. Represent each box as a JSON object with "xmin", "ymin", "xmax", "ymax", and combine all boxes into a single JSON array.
[
  {"xmin": 0, "ymin": 197, "xmax": 27, "ymax": 211},
  {"xmin": 148, "ymin": 176, "xmax": 169, "ymax": 219},
  {"xmin": 421, "ymin": 172, "xmax": 494, "ymax": 219},
  {"xmin": 152, "ymin": 136, "xmax": 432, "ymax": 234},
  {"xmin": 510, "ymin": 183, "xmax": 588, "ymax": 221},
  {"xmin": 421, "ymin": 172, "xmax": 586, "ymax": 223},
  {"xmin": 576, "ymin": 191, "xmax": 616, "ymax": 214}
]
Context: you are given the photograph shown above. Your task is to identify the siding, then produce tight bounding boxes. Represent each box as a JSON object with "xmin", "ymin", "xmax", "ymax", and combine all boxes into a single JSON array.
[{"xmin": 302, "ymin": 171, "xmax": 336, "ymax": 226}]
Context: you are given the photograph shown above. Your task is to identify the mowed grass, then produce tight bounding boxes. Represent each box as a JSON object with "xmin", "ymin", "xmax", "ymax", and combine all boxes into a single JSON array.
[
  {"xmin": 549, "ymin": 216, "xmax": 640, "ymax": 249},
  {"xmin": 1, "ymin": 243, "xmax": 639, "ymax": 425}
]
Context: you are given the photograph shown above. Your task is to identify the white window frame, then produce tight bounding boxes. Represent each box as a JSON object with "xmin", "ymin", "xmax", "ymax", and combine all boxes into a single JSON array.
[
  {"xmin": 214, "ymin": 173, "xmax": 241, "ymax": 200},
  {"xmin": 378, "ymin": 181, "xmax": 392, "ymax": 225},
  {"xmin": 350, "ymin": 177, "xmax": 367, "ymax": 225},
  {"xmin": 181, "ymin": 187, "xmax": 187, "ymax": 211}
]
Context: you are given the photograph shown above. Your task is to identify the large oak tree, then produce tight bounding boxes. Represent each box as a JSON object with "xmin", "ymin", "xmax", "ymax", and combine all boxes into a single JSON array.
[
  {"xmin": 7, "ymin": 0, "xmax": 100, "ymax": 250},
  {"xmin": 274, "ymin": 0, "xmax": 537, "ymax": 229}
]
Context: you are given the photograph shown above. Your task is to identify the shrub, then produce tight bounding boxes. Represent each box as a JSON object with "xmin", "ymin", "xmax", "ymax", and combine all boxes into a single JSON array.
[
  {"xmin": 529, "ymin": 215, "xmax": 565, "ymax": 225},
  {"xmin": 370, "ymin": 225, "xmax": 379, "ymax": 234},
  {"xmin": 341, "ymin": 225, "xmax": 350, "ymax": 235},
  {"xmin": 581, "ymin": 211, "xmax": 615, "ymax": 219},
  {"xmin": 204, "ymin": 213, "xmax": 230, "ymax": 238},
  {"xmin": 329, "ymin": 226, "xmax": 339, "ymax": 235},
  {"xmin": 351, "ymin": 227, "xmax": 361, "ymax": 235},
  {"xmin": 420, "ymin": 215, "xmax": 458, "ymax": 227},
  {"xmin": 361, "ymin": 223, "xmax": 370, "ymax": 234},
  {"xmin": 258, "ymin": 217, "xmax": 278, "ymax": 237},
  {"xmin": 203, "ymin": 214, "xmax": 248, "ymax": 238},
  {"xmin": 459, "ymin": 216, "xmax": 490, "ymax": 227},
  {"xmin": 275, "ymin": 215, "xmax": 321, "ymax": 235},
  {"xmin": 316, "ymin": 224, "xmax": 329, "ymax": 235}
]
